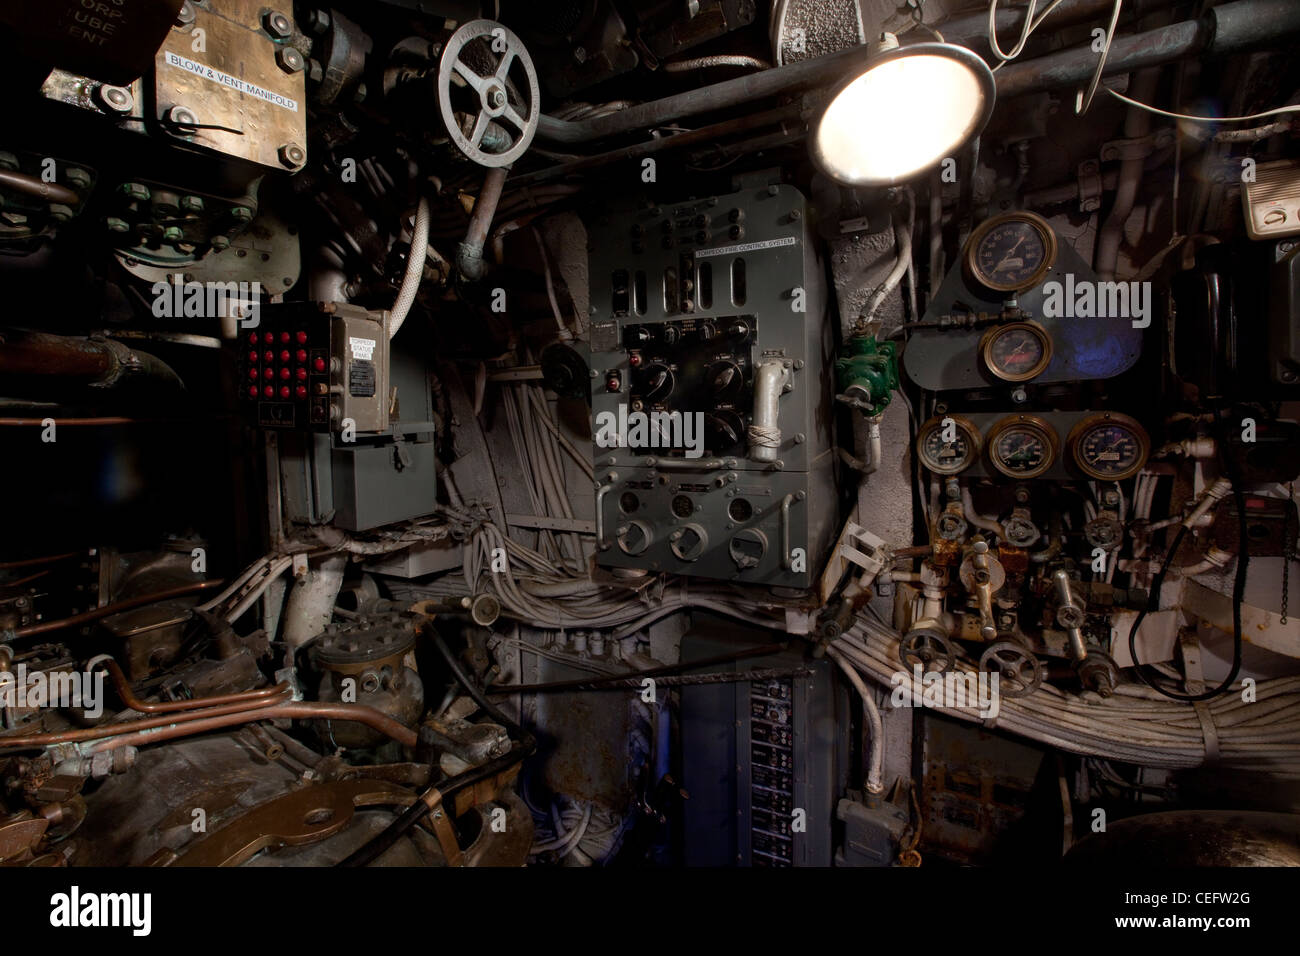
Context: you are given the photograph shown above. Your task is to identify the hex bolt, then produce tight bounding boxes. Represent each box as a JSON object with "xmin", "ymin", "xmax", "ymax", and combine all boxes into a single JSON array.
[
  {"xmin": 210, "ymin": 235, "xmax": 231, "ymax": 250},
  {"xmin": 119, "ymin": 182, "xmax": 151, "ymax": 202},
  {"xmin": 0, "ymin": 152, "xmax": 18, "ymax": 171},
  {"xmin": 180, "ymin": 195, "xmax": 205, "ymax": 214},
  {"xmin": 165, "ymin": 105, "xmax": 198, "ymax": 129},
  {"xmin": 306, "ymin": 59, "xmax": 324, "ymax": 83},
  {"xmin": 0, "ymin": 211, "xmax": 28, "ymax": 226},
  {"xmin": 278, "ymin": 143, "xmax": 306, "ymax": 168},
  {"xmin": 276, "ymin": 46, "xmax": 304, "ymax": 73},
  {"xmin": 489, "ymin": 88, "xmax": 506, "ymax": 109},
  {"xmin": 263, "ymin": 10, "xmax": 293, "ymax": 40},
  {"xmin": 105, "ymin": 217, "xmax": 130, "ymax": 234},
  {"xmin": 175, "ymin": 1, "xmax": 196, "ymax": 26},
  {"xmin": 305, "ymin": 9, "xmax": 331, "ymax": 35},
  {"xmin": 49, "ymin": 204, "xmax": 74, "ymax": 223},
  {"xmin": 96, "ymin": 84, "xmax": 135, "ymax": 114},
  {"xmin": 162, "ymin": 226, "xmax": 184, "ymax": 243},
  {"xmin": 64, "ymin": 168, "xmax": 91, "ymax": 191},
  {"xmin": 230, "ymin": 206, "xmax": 254, "ymax": 223}
]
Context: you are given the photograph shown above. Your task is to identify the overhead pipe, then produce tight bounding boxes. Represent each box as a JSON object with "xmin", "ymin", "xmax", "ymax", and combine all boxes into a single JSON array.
[
  {"xmin": 0, "ymin": 330, "xmax": 183, "ymax": 391},
  {"xmin": 532, "ymin": 0, "xmax": 1300, "ymax": 145}
]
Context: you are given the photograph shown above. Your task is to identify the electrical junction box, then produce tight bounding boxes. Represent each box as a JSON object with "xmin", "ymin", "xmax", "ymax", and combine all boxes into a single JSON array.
[{"xmin": 585, "ymin": 184, "xmax": 836, "ymax": 587}]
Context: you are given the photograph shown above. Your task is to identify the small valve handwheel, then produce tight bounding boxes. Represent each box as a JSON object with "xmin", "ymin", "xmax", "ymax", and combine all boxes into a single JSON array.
[{"xmin": 437, "ymin": 20, "xmax": 540, "ymax": 167}]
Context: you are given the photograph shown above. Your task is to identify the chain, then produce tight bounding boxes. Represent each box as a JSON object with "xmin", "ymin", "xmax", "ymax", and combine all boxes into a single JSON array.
[{"xmin": 1282, "ymin": 482, "xmax": 1294, "ymax": 625}]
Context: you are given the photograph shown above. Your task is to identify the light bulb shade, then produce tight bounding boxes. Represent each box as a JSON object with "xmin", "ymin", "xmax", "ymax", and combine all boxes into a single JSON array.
[{"xmin": 810, "ymin": 42, "xmax": 996, "ymax": 187}]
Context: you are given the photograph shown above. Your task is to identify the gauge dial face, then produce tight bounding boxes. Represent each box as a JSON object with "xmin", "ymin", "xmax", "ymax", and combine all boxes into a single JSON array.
[
  {"xmin": 917, "ymin": 416, "xmax": 980, "ymax": 475},
  {"xmin": 988, "ymin": 416, "xmax": 1057, "ymax": 479},
  {"xmin": 981, "ymin": 321, "xmax": 1053, "ymax": 382},
  {"xmin": 966, "ymin": 212, "xmax": 1058, "ymax": 293},
  {"xmin": 1068, "ymin": 413, "xmax": 1149, "ymax": 481}
]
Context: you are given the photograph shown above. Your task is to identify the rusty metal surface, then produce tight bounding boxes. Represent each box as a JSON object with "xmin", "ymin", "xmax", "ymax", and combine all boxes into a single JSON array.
[
  {"xmin": 157, "ymin": 778, "xmax": 419, "ymax": 866},
  {"xmin": 154, "ymin": 0, "xmax": 307, "ymax": 170}
]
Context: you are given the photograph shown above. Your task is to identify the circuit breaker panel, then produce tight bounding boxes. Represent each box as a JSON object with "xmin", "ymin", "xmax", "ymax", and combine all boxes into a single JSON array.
[{"xmin": 587, "ymin": 184, "xmax": 835, "ymax": 587}]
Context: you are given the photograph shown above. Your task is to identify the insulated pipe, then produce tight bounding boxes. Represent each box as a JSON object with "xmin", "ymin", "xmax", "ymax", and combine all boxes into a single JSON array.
[
  {"xmin": 749, "ymin": 360, "xmax": 789, "ymax": 463},
  {"xmin": 388, "ymin": 197, "xmax": 430, "ymax": 339},
  {"xmin": 826, "ymin": 644, "xmax": 885, "ymax": 794},
  {"xmin": 533, "ymin": 0, "xmax": 1300, "ymax": 146},
  {"xmin": 996, "ymin": 0, "xmax": 1300, "ymax": 98},
  {"xmin": 281, "ymin": 554, "xmax": 348, "ymax": 651},
  {"xmin": 1097, "ymin": 69, "xmax": 1159, "ymax": 280},
  {"xmin": 0, "ymin": 331, "xmax": 183, "ymax": 391}
]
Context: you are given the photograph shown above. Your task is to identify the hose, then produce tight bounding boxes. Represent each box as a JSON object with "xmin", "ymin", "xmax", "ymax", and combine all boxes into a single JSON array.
[
  {"xmin": 337, "ymin": 627, "xmax": 536, "ymax": 867},
  {"xmin": 825, "ymin": 644, "xmax": 884, "ymax": 793},
  {"xmin": 388, "ymin": 197, "xmax": 430, "ymax": 339}
]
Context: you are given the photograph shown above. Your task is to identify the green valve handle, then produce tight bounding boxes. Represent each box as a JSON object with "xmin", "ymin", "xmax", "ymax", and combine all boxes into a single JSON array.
[{"xmin": 834, "ymin": 336, "xmax": 898, "ymax": 417}]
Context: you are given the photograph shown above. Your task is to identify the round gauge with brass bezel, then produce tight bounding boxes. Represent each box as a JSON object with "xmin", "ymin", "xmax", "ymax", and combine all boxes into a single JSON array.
[
  {"xmin": 963, "ymin": 211, "xmax": 1059, "ymax": 294},
  {"xmin": 1067, "ymin": 412, "xmax": 1150, "ymax": 481},
  {"xmin": 979, "ymin": 320, "xmax": 1054, "ymax": 383},
  {"xmin": 916, "ymin": 414, "xmax": 982, "ymax": 475},
  {"xmin": 986, "ymin": 414, "xmax": 1059, "ymax": 479}
]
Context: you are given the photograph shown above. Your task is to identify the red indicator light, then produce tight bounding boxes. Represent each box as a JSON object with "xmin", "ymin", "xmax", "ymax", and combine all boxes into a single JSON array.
[
  {"xmin": 263, "ymin": 385, "xmax": 275, "ymax": 398},
  {"xmin": 296, "ymin": 349, "xmax": 307, "ymax": 363},
  {"xmin": 605, "ymin": 375, "xmax": 621, "ymax": 392},
  {"xmin": 279, "ymin": 367, "xmax": 290, "ymax": 380},
  {"xmin": 629, "ymin": 353, "xmax": 642, "ymax": 368},
  {"xmin": 247, "ymin": 351, "xmax": 259, "ymax": 363},
  {"xmin": 248, "ymin": 332, "xmax": 258, "ymax": 344},
  {"xmin": 312, "ymin": 357, "xmax": 327, "ymax": 372},
  {"xmin": 262, "ymin": 332, "xmax": 274, "ymax": 344},
  {"xmin": 295, "ymin": 331, "xmax": 308, "ymax": 344},
  {"xmin": 295, "ymin": 385, "xmax": 307, "ymax": 398},
  {"xmin": 247, "ymin": 368, "xmax": 259, "ymax": 381},
  {"xmin": 280, "ymin": 350, "xmax": 291, "ymax": 362},
  {"xmin": 296, "ymin": 367, "xmax": 307, "ymax": 380},
  {"xmin": 279, "ymin": 332, "xmax": 291, "ymax": 344},
  {"xmin": 263, "ymin": 368, "xmax": 274, "ymax": 379},
  {"xmin": 248, "ymin": 386, "xmax": 259, "ymax": 399},
  {"xmin": 279, "ymin": 385, "xmax": 291, "ymax": 399},
  {"xmin": 263, "ymin": 351, "xmax": 274, "ymax": 363}
]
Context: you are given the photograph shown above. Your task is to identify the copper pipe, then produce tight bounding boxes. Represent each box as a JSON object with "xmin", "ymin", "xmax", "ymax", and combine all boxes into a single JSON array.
[
  {"xmin": 0, "ymin": 418, "xmax": 142, "ymax": 426},
  {"xmin": 82, "ymin": 701, "xmax": 419, "ymax": 754},
  {"xmin": 0, "ymin": 552, "xmax": 80, "ymax": 571},
  {"xmin": 96, "ymin": 658, "xmax": 290, "ymax": 714},
  {"xmin": 0, "ymin": 169, "xmax": 80, "ymax": 206},
  {"xmin": 0, "ymin": 689, "xmax": 295, "ymax": 749},
  {"xmin": 13, "ymin": 580, "xmax": 223, "ymax": 638}
]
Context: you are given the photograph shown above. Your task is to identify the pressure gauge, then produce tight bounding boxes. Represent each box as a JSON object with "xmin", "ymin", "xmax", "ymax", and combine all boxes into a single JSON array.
[
  {"xmin": 1067, "ymin": 412, "xmax": 1150, "ymax": 481},
  {"xmin": 987, "ymin": 414, "xmax": 1058, "ymax": 479},
  {"xmin": 964, "ymin": 211, "xmax": 1058, "ymax": 294},
  {"xmin": 916, "ymin": 415, "xmax": 981, "ymax": 475},
  {"xmin": 979, "ymin": 320, "xmax": 1053, "ymax": 382}
]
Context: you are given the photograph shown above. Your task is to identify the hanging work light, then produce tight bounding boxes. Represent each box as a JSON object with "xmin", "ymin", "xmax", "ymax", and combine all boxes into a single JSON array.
[{"xmin": 810, "ymin": 39, "xmax": 996, "ymax": 187}]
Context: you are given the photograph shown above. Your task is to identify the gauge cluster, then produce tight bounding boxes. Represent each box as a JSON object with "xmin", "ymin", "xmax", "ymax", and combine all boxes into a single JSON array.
[{"xmin": 916, "ymin": 410, "xmax": 1150, "ymax": 482}]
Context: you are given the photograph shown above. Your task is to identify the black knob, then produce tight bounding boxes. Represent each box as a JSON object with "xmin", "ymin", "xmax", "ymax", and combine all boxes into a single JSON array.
[
  {"xmin": 698, "ymin": 321, "xmax": 717, "ymax": 341},
  {"xmin": 662, "ymin": 325, "xmax": 680, "ymax": 346},
  {"xmin": 641, "ymin": 364, "xmax": 674, "ymax": 402},
  {"xmin": 728, "ymin": 320, "xmax": 750, "ymax": 338},
  {"xmin": 707, "ymin": 361, "xmax": 743, "ymax": 397}
]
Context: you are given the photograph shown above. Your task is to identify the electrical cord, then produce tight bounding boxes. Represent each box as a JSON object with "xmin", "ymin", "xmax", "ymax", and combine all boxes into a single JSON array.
[
  {"xmin": 338, "ymin": 628, "xmax": 536, "ymax": 867},
  {"xmin": 1102, "ymin": 87, "xmax": 1300, "ymax": 123},
  {"xmin": 1076, "ymin": 0, "xmax": 1123, "ymax": 115},
  {"xmin": 1126, "ymin": 410, "xmax": 1247, "ymax": 702}
]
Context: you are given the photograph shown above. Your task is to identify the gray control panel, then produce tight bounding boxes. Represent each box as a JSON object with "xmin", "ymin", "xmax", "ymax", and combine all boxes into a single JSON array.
[{"xmin": 587, "ymin": 184, "xmax": 835, "ymax": 587}]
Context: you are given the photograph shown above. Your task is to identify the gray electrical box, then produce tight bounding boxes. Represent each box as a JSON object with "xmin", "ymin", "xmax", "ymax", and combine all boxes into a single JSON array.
[
  {"xmin": 679, "ymin": 622, "xmax": 847, "ymax": 866},
  {"xmin": 586, "ymin": 184, "xmax": 836, "ymax": 587}
]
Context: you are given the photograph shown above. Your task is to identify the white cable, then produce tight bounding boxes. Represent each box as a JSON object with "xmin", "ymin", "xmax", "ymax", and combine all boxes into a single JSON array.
[
  {"xmin": 825, "ymin": 644, "xmax": 885, "ymax": 793},
  {"xmin": 1102, "ymin": 86, "xmax": 1300, "ymax": 123},
  {"xmin": 388, "ymin": 197, "xmax": 430, "ymax": 339},
  {"xmin": 1076, "ymin": 0, "xmax": 1124, "ymax": 115}
]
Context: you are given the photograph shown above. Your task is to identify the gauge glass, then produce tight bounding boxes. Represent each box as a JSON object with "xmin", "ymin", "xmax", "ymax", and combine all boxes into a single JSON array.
[
  {"xmin": 1069, "ymin": 414, "xmax": 1149, "ymax": 481},
  {"xmin": 966, "ymin": 213, "xmax": 1057, "ymax": 293},
  {"xmin": 981, "ymin": 321, "xmax": 1052, "ymax": 382},
  {"xmin": 917, "ymin": 416, "xmax": 979, "ymax": 474},
  {"xmin": 989, "ymin": 417, "xmax": 1056, "ymax": 479}
]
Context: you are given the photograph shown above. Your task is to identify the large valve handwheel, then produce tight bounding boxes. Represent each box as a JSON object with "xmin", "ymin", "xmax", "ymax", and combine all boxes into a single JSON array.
[
  {"xmin": 979, "ymin": 640, "xmax": 1044, "ymax": 698},
  {"xmin": 437, "ymin": 20, "xmax": 540, "ymax": 167},
  {"xmin": 898, "ymin": 630, "xmax": 956, "ymax": 674}
]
